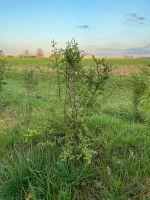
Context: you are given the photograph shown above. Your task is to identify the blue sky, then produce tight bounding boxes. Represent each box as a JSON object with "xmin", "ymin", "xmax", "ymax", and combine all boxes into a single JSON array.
[{"xmin": 0, "ymin": 0, "xmax": 150, "ymax": 57}]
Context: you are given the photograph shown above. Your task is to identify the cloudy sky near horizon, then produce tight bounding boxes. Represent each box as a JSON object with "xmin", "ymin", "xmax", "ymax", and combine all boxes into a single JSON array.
[{"xmin": 0, "ymin": 0, "xmax": 150, "ymax": 57}]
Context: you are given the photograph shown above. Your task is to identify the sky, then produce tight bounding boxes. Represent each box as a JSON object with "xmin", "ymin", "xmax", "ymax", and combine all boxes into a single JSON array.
[{"xmin": 0, "ymin": 0, "xmax": 150, "ymax": 57}]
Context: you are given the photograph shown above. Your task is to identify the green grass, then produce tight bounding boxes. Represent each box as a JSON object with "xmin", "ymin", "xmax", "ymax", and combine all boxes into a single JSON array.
[
  {"xmin": 0, "ymin": 60, "xmax": 150, "ymax": 199},
  {"xmin": 6, "ymin": 57, "xmax": 50, "ymax": 66},
  {"xmin": 5, "ymin": 57, "xmax": 150, "ymax": 67}
]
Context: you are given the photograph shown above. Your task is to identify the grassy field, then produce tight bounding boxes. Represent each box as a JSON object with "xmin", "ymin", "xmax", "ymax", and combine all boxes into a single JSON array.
[
  {"xmin": 4, "ymin": 57, "xmax": 150, "ymax": 66},
  {"xmin": 0, "ymin": 57, "xmax": 150, "ymax": 199}
]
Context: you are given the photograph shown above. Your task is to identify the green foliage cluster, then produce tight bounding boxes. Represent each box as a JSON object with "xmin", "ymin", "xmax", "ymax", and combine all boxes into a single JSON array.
[
  {"xmin": 0, "ymin": 59, "xmax": 6, "ymax": 92},
  {"xmin": 24, "ymin": 69, "xmax": 38, "ymax": 113},
  {"xmin": 0, "ymin": 59, "xmax": 7, "ymax": 110},
  {"xmin": 130, "ymin": 69, "xmax": 150, "ymax": 122},
  {"xmin": 47, "ymin": 39, "xmax": 111, "ymax": 163}
]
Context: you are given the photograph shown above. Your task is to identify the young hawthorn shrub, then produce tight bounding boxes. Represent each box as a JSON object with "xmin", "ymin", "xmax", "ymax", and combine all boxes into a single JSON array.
[
  {"xmin": 0, "ymin": 59, "xmax": 6, "ymax": 91},
  {"xmin": 130, "ymin": 70, "xmax": 149, "ymax": 122},
  {"xmin": 46, "ymin": 39, "xmax": 111, "ymax": 164},
  {"xmin": 138, "ymin": 69, "xmax": 150, "ymax": 123},
  {"xmin": 0, "ymin": 59, "xmax": 7, "ymax": 93},
  {"xmin": 51, "ymin": 40, "xmax": 63, "ymax": 101},
  {"xmin": 81, "ymin": 56, "xmax": 111, "ymax": 110},
  {"xmin": 0, "ymin": 59, "xmax": 7, "ymax": 109},
  {"xmin": 139, "ymin": 92, "xmax": 150, "ymax": 123},
  {"xmin": 24, "ymin": 69, "xmax": 38, "ymax": 113}
]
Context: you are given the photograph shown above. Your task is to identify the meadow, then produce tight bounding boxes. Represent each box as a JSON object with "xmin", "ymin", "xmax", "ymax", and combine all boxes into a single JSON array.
[{"xmin": 0, "ymin": 45, "xmax": 150, "ymax": 199}]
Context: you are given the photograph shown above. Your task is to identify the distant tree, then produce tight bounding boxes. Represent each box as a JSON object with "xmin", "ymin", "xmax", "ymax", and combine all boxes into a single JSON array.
[
  {"xmin": 23, "ymin": 50, "xmax": 30, "ymax": 57},
  {"xmin": 36, "ymin": 48, "xmax": 44, "ymax": 58},
  {"xmin": 0, "ymin": 50, "xmax": 4, "ymax": 57},
  {"xmin": 7, "ymin": 55, "xmax": 14, "ymax": 58},
  {"xmin": 30, "ymin": 55, "xmax": 36, "ymax": 58}
]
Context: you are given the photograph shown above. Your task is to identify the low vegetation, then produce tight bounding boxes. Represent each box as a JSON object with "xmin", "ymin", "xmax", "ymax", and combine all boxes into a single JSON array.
[{"xmin": 0, "ymin": 41, "xmax": 150, "ymax": 200}]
